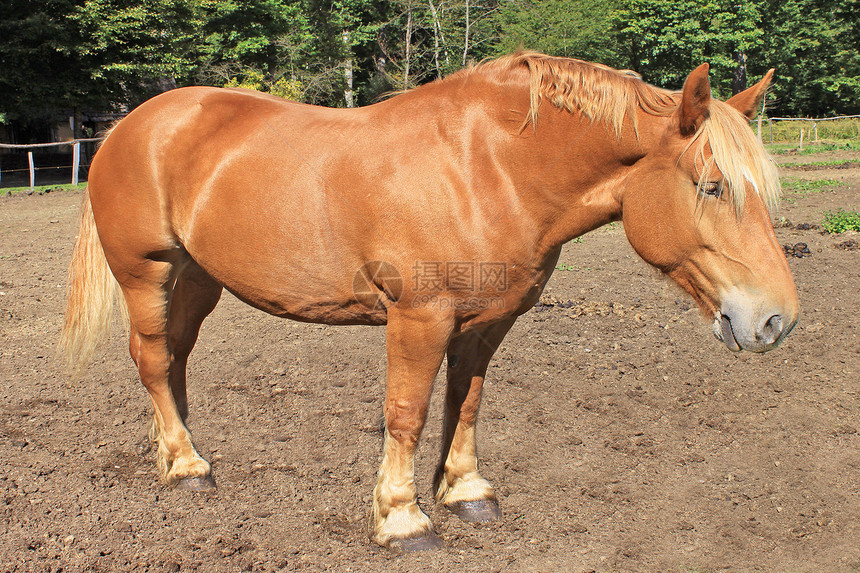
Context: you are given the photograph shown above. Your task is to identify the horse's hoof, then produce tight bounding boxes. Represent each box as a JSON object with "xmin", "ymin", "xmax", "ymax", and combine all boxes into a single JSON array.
[
  {"xmin": 446, "ymin": 499, "xmax": 501, "ymax": 523},
  {"xmin": 176, "ymin": 475, "xmax": 216, "ymax": 492},
  {"xmin": 387, "ymin": 532, "xmax": 445, "ymax": 553}
]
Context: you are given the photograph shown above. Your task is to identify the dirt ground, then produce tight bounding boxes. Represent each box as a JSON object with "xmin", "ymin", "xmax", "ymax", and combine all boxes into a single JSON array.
[{"xmin": 1, "ymin": 150, "xmax": 859, "ymax": 573}]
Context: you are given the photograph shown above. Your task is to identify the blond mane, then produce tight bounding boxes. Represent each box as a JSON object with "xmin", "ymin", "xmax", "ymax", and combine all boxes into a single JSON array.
[
  {"xmin": 474, "ymin": 51, "xmax": 677, "ymax": 136},
  {"xmin": 469, "ymin": 51, "xmax": 780, "ymax": 214},
  {"xmin": 688, "ymin": 101, "xmax": 781, "ymax": 214}
]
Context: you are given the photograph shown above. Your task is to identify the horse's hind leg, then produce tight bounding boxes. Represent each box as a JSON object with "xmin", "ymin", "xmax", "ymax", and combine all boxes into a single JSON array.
[
  {"xmin": 434, "ymin": 318, "xmax": 515, "ymax": 522},
  {"xmin": 167, "ymin": 260, "xmax": 222, "ymax": 423},
  {"xmin": 121, "ymin": 257, "xmax": 218, "ymax": 488},
  {"xmin": 161, "ymin": 260, "xmax": 222, "ymax": 489}
]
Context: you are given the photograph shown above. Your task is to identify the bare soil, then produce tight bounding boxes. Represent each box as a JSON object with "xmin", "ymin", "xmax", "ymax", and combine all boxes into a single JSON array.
[{"xmin": 1, "ymin": 152, "xmax": 859, "ymax": 573}]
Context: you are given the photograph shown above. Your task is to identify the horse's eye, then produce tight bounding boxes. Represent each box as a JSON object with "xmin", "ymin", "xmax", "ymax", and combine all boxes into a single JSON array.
[{"xmin": 700, "ymin": 182, "xmax": 723, "ymax": 198}]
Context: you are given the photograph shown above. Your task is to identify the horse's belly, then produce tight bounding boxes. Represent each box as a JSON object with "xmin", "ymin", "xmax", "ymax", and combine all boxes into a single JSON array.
[
  {"xmin": 181, "ymin": 220, "xmax": 388, "ymax": 326},
  {"xmin": 185, "ymin": 240, "xmax": 386, "ymax": 325},
  {"xmin": 223, "ymin": 280, "xmax": 389, "ymax": 326}
]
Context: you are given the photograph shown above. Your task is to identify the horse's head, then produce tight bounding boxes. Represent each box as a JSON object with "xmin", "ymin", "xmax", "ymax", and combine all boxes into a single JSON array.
[{"xmin": 621, "ymin": 65, "xmax": 799, "ymax": 353}]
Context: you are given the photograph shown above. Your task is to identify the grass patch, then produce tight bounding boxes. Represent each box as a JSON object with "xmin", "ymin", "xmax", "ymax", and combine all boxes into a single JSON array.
[
  {"xmin": 780, "ymin": 177, "xmax": 840, "ymax": 202},
  {"xmin": 758, "ymin": 118, "xmax": 860, "ymax": 144},
  {"xmin": 781, "ymin": 159, "xmax": 857, "ymax": 168},
  {"xmin": 822, "ymin": 209, "xmax": 860, "ymax": 233},
  {"xmin": 2, "ymin": 182, "xmax": 87, "ymax": 196},
  {"xmin": 767, "ymin": 140, "xmax": 857, "ymax": 155}
]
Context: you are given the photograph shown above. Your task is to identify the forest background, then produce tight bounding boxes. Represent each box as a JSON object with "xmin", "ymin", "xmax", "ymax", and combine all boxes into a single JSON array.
[{"xmin": 1, "ymin": 0, "xmax": 858, "ymax": 139}]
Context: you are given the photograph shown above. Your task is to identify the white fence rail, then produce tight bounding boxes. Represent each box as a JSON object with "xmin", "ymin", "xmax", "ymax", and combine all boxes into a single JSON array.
[
  {"xmin": 767, "ymin": 115, "xmax": 860, "ymax": 122},
  {"xmin": 0, "ymin": 138, "xmax": 102, "ymax": 191},
  {"xmin": 756, "ymin": 115, "xmax": 860, "ymax": 148}
]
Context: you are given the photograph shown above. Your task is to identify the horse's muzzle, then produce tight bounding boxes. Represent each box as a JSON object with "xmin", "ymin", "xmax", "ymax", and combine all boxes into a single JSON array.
[{"xmin": 713, "ymin": 306, "xmax": 798, "ymax": 353}]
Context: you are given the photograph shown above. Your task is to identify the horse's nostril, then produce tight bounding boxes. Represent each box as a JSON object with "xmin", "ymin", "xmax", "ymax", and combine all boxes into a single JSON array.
[{"xmin": 762, "ymin": 314, "xmax": 783, "ymax": 341}]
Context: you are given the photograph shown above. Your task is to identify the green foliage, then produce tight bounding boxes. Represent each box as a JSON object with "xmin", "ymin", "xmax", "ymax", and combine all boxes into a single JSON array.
[
  {"xmin": 303, "ymin": 0, "xmax": 392, "ymax": 104},
  {"xmin": 768, "ymin": 141, "xmax": 856, "ymax": 155},
  {"xmin": 613, "ymin": 0, "xmax": 763, "ymax": 96},
  {"xmin": 2, "ymin": 0, "xmax": 860, "ymax": 129},
  {"xmin": 196, "ymin": 0, "xmax": 313, "ymax": 95},
  {"xmin": 0, "ymin": 0, "xmax": 100, "ymax": 118},
  {"xmin": 223, "ymin": 70, "xmax": 267, "ymax": 91},
  {"xmin": 65, "ymin": 0, "xmax": 214, "ymax": 108},
  {"xmin": 610, "ymin": 0, "xmax": 860, "ymax": 113},
  {"xmin": 781, "ymin": 159, "xmax": 856, "ymax": 168},
  {"xmin": 822, "ymin": 209, "xmax": 860, "ymax": 234},
  {"xmin": 224, "ymin": 71, "xmax": 303, "ymax": 100},
  {"xmin": 755, "ymin": 0, "xmax": 860, "ymax": 116},
  {"xmin": 201, "ymin": 0, "xmax": 307, "ymax": 65},
  {"xmin": 780, "ymin": 177, "xmax": 840, "ymax": 202},
  {"xmin": 491, "ymin": 0, "xmax": 624, "ymax": 67},
  {"xmin": 781, "ymin": 177, "xmax": 839, "ymax": 192},
  {"xmin": 269, "ymin": 78, "xmax": 304, "ymax": 100},
  {"xmin": 369, "ymin": 1, "xmax": 499, "ymax": 92}
]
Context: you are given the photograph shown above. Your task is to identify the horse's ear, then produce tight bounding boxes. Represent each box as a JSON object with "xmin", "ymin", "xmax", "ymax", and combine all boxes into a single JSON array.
[
  {"xmin": 726, "ymin": 69, "xmax": 774, "ymax": 119},
  {"xmin": 678, "ymin": 63, "xmax": 711, "ymax": 135}
]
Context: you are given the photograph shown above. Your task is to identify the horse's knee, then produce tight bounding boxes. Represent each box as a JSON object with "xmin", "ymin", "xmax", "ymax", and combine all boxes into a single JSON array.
[{"xmin": 384, "ymin": 399, "xmax": 425, "ymax": 445}]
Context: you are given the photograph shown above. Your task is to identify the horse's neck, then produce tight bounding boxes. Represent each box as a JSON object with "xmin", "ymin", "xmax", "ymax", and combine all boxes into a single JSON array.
[
  {"xmin": 398, "ymin": 73, "xmax": 649, "ymax": 251},
  {"xmin": 502, "ymin": 103, "xmax": 642, "ymax": 252}
]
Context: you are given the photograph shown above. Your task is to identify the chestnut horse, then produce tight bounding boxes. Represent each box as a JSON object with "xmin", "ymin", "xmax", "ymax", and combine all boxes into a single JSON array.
[{"xmin": 61, "ymin": 52, "xmax": 798, "ymax": 551}]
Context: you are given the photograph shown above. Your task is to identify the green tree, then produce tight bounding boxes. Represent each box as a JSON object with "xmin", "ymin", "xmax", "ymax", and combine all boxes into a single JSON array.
[
  {"xmin": 301, "ymin": 0, "xmax": 393, "ymax": 106},
  {"xmin": 194, "ymin": 0, "xmax": 312, "ymax": 100},
  {"xmin": 753, "ymin": 0, "xmax": 860, "ymax": 115},
  {"xmin": 613, "ymin": 0, "xmax": 762, "ymax": 97},
  {"xmin": 0, "ymin": 0, "xmax": 101, "ymax": 126},
  {"xmin": 491, "ymin": 0, "xmax": 624, "ymax": 67},
  {"xmin": 377, "ymin": 1, "xmax": 500, "ymax": 89},
  {"xmin": 72, "ymin": 0, "xmax": 209, "ymax": 107},
  {"xmin": 4, "ymin": 0, "xmax": 860, "ymax": 135}
]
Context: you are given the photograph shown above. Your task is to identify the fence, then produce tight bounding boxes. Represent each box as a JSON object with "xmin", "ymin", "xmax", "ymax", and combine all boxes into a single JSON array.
[
  {"xmin": 756, "ymin": 115, "xmax": 860, "ymax": 149},
  {"xmin": 0, "ymin": 138, "xmax": 102, "ymax": 190},
  {"xmin": 2, "ymin": 115, "xmax": 857, "ymax": 189}
]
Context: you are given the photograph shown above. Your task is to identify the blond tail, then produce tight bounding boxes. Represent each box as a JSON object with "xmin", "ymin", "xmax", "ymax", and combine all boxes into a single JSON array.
[{"xmin": 59, "ymin": 190, "xmax": 128, "ymax": 376}]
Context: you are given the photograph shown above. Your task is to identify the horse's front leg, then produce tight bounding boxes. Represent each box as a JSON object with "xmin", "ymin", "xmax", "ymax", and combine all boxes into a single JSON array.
[
  {"xmin": 371, "ymin": 307, "xmax": 454, "ymax": 551},
  {"xmin": 433, "ymin": 318, "xmax": 515, "ymax": 522}
]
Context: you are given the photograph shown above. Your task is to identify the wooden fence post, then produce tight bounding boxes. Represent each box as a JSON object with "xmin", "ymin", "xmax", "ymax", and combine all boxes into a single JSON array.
[
  {"xmin": 757, "ymin": 98, "xmax": 766, "ymax": 142},
  {"xmin": 799, "ymin": 129, "xmax": 804, "ymax": 151},
  {"xmin": 72, "ymin": 141, "xmax": 80, "ymax": 186},
  {"xmin": 28, "ymin": 151, "xmax": 35, "ymax": 191}
]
